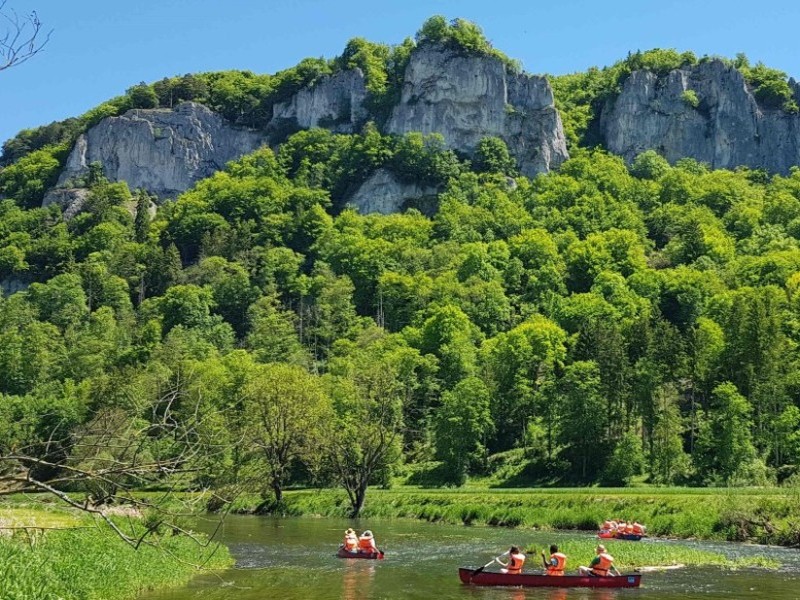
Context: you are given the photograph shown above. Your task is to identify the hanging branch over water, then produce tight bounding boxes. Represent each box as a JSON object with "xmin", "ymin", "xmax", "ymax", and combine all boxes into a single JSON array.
[
  {"xmin": 0, "ymin": 371, "xmax": 234, "ymax": 551},
  {"xmin": 0, "ymin": 1, "xmax": 51, "ymax": 72}
]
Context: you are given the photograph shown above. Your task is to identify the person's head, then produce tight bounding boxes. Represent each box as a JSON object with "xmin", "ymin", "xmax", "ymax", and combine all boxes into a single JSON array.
[
  {"xmin": 549, "ymin": 544, "xmax": 559, "ymax": 554},
  {"xmin": 510, "ymin": 545, "xmax": 520, "ymax": 554},
  {"xmin": 362, "ymin": 530, "xmax": 373, "ymax": 538},
  {"xmin": 596, "ymin": 544, "xmax": 606, "ymax": 554}
]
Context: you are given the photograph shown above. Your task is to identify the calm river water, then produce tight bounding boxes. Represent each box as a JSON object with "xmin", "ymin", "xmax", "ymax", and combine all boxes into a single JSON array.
[{"xmin": 139, "ymin": 516, "xmax": 800, "ymax": 599}]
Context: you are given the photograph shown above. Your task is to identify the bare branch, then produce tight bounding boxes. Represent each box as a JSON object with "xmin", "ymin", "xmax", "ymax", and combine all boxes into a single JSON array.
[{"xmin": 0, "ymin": 1, "xmax": 51, "ymax": 72}]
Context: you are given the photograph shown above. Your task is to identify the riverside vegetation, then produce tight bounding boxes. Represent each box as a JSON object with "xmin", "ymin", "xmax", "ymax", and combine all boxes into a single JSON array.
[
  {"xmin": 229, "ymin": 486, "xmax": 800, "ymax": 547},
  {"xmin": 0, "ymin": 503, "xmax": 232, "ymax": 600},
  {"xmin": 2, "ymin": 18, "xmax": 800, "ymax": 596}
]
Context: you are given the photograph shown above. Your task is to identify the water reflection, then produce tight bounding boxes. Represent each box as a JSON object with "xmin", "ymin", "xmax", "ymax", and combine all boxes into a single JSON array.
[
  {"xmin": 546, "ymin": 589, "xmax": 569, "ymax": 600},
  {"xmin": 341, "ymin": 560, "xmax": 375, "ymax": 600}
]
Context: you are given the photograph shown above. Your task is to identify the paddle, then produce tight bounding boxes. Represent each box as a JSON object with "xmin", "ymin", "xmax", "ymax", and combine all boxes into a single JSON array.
[{"xmin": 471, "ymin": 550, "xmax": 509, "ymax": 579}]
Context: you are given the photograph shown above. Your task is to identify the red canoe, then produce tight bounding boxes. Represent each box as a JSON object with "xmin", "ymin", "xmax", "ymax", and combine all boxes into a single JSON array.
[
  {"xmin": 337, "ymin": 547, "xmax": 384, "ymax": 560},
  {"xmin": 458, "ymin": 568, "xmax": 641, "ymax": 588}
]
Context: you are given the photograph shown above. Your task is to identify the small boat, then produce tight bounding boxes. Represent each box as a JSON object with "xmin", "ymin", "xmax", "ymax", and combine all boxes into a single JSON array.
[
  {"xmin": 337, "ymin": 547, "xmax": 384, "ymax": 560},
  {"xmin": 598, "ymin": 530, "xmax": 643, "ymax": 541},
  {"xmin": 458, "ymin": 568, "xmax": 642, "ymax": 588}
]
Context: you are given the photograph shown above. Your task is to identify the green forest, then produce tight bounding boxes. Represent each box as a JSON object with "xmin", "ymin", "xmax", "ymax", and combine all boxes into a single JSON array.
[{"xmin": 3, "ymin": 17, "xmax": 800, "ymax": 517}]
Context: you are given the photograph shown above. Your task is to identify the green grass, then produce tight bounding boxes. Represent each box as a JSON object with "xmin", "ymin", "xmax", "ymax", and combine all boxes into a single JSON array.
[
  {"xmin": 0, "ymin": 504, "xmax": 232, "ymax": 600},
  {"xmin": 235, "ymin": 486, "xmax": 800, "ymax": 547}
]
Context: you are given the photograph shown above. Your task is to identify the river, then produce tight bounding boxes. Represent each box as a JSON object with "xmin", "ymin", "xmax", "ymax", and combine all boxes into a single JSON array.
[{"xmin": 139, "ymin": 516, "xmax": 800, "ymax": 599}]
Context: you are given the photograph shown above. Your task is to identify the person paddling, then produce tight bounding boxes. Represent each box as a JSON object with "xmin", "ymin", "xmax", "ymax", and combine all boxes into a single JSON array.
[
  {"xmin": 342, "ymin": 528, "xmax": 358, "ymax": 553},
  {"xmin": 541, "ymin": 544, "xmax": 567, "ymax": 576},
  {"xmin": 358, "ymin": 530, "xmax": 379, "ymax": 554},
  {"xmin": 497, "ymin": 545, "xmax": 526, "ymax": 574},
  {"xmin": 579, "ymin": 544, "xmax": 620, "ymax": 577}
]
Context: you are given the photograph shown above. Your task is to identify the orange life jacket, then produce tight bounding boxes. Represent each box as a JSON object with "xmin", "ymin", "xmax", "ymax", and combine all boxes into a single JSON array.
[
  {"xmin": 602, "ymin": 521, "xmax": 612, "ymax": 530},
  {"xmin": 343, "ymin": 534, "xmax": 358, "ymax": 551},
  {"xmin": 507, "ymin": 552, "xmax": 526, "ymax": 574},
  {"xmin": 546, "ymin": 552, "xmax": 567, "ymax": 576},
  {"xmin": 632, "ymin": 523, "xmax": 644, "ymax": 535},
  {"xmin": 624, "ymin": 523, "xmax": 634, "ymax": 534},
  {"xmin": 358, "ymin": 536, "xmax": 377, "ymax": 553},
  {"xmin": 591, "ymin": 552, "xmax": 614, "ymax": 576}
]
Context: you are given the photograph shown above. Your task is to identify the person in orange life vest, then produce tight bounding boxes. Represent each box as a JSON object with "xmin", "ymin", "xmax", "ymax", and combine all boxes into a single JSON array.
[
  {"xmin": 632, "ymin": 521, "xmax": 645, "ymax": 535},
  {"xmin": 498, "ymin": 546, "xmax": 526, "ymax": 574},
  {"xmin": 541, "ymin": 544, "xmax": 567, "ymax": 576},
  {"xmin": 358, "ymin": 530, "xmax": 379, "ymax": 554},
  {"xmin": 602, "ymin": 520, "xmax": 612, "ymax": 531},
  {"xmin": 343, "ymin": 528, "xmax": 358, "ymax": 553},
  {"xmin": 579, "ymin": 545, "xmax": 620, "ymax": 577},
  {"xmin": 624, "ymin": 522, "xmax": 634, "ymax": 535}
]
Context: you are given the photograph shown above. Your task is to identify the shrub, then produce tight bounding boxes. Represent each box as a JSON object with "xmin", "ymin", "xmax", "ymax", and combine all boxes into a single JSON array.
[{"xmin": 681, "ymin": 89, "xmax": 700, "ymax": 108}]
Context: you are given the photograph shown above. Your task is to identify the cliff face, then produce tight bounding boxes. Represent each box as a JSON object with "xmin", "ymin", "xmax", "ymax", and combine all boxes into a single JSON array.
[
  {"xmin": 271, "ymin": 69, "xmax": 368, "ymax": 133},
  {"xmin": 57, "ymin": 102, "xmax": 265, "ymax": 198},
  {"xmin": 599, "ymin": 60, "xmax": 800, "ymax": 173},
  {"xmin": 50, "ymin": 48, "xmax": 568, "ymax": 209},
  {"xmin": 386, "ymin": 45, "xmax": 568, "ymax": 177}
]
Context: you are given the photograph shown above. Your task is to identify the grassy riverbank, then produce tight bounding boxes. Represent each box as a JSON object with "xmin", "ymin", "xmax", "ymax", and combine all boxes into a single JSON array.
[
  {"xmin": 232, "ymin": 486, "xmax": 800, "ymax": 547},
  {"xmin": 0, "ymin": 503, "xmax": 232, "ymax": 600}
]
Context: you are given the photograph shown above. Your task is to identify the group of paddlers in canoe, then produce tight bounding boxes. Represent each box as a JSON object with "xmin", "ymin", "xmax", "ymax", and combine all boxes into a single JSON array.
[
  {"xmin": 337, "ymin": 528, "xmax": 384, "ymax": 558},
  {"xmin": 481, "ymin": 543, "xmax": 621, "ymax": 577},
  {"xmin": 598, "ymin": 519, "xmax": 647, "ymax": 541},
  {"xmin": 338, "ymin": 528, "xmax": 642, "ymax": 588}
]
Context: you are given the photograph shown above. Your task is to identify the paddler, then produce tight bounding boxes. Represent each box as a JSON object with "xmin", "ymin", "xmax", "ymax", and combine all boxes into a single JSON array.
[
  {"xmin": 541, "ymin": 544, "xmax": 567, "ymax": 576},
  {"xmin": 498, "ymin": 545, "xmax": 526, "ymax": 574},
  {"xmin": 624, "ymin": 522, "xmax": 634, "ymax": 535},
  {"xmin": 602, "ymin": 520, "xmax": 612, "ymax": 531},
  {"xmin": 342, "ymin": 528, "xmax": 358, "ymax": 553},
  {"xmin": 632, "ymin": 521, "xmax": 645, "ymax": 536},
  {"xmin": 579, "ymin": 544, "xmax": 620, "ymax": 577},
  {"xmin": 358, "ymin": 530, "xmax": 379, "ymax": 554}
]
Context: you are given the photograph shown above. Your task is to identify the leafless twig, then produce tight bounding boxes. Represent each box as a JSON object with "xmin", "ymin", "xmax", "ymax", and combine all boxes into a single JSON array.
[{"xmin": 0, "ymin": 1, "xmax": 51, "ymax": 72}]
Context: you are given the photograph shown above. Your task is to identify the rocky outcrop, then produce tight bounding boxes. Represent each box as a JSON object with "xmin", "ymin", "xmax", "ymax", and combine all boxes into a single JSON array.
[
  {"xmin": 271, "ymin": 69, "xmax": 368, "ymax": 134},
  {"xmin": 42, "ymin": 188, "xmax": 91, "ymax": 219},
  {"xmin": 599, "ymin": 60, "xmax": 800, "ymax": 173},
  {"xmin": 1, "ymin": 277, "xmax": 29, "ymax": 296},
  {"xmin": 386, "ymin": 45, "xmax": 568, "ymax": 177},
  {"xmin": 348, "ymin": 169, "xmax": 439, "ymax": 215},
  {"xmin": 56, "ymin": 102, "xmax": 265, "ymax": 198}
]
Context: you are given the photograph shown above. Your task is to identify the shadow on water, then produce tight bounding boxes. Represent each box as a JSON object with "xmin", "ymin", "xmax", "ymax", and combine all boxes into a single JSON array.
[{"xmin": 138, "ymin": 516, "xmax": 800, "ymax": 600}]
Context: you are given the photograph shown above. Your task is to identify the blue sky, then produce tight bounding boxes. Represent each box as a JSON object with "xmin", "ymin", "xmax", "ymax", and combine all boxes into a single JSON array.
[{"xmin": 2, "ymin": 0, "xmax": 800, "ymax": 145}]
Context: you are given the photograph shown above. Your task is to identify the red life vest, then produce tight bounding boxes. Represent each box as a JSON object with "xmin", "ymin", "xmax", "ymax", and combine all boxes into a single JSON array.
[
  {"xmin": 591, "ymin": 552, "xmax": 614, "ymax": 576},
  {"xmin": 358, "ymin": 536, "xmax": 377, "ymax": 553},
  {"xmin": 507, "ymin": 552, "xmax": 526, "ymax": 574},
  {"xmin": 632, "ymin": 523, "xmax": 644, "ymax": 535},
  {"xmin": 546, "ymin": 552, "xmax": 567, "ymax": 576}
]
